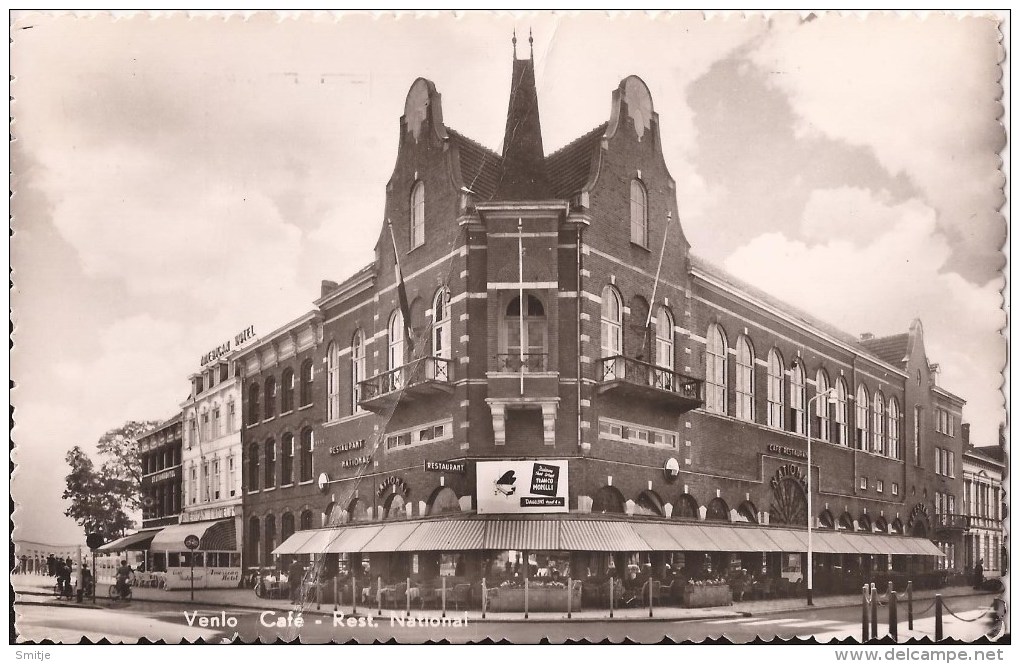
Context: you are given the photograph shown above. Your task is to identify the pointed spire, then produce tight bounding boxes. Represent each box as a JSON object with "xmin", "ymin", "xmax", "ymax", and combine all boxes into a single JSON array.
[
  {"xmin": 495, "ymin": 32, "xmax": 550, "ymax": 201},
  {"xmin": 529, "ymin": 27, "xmax": 534, "ymax": 59}
]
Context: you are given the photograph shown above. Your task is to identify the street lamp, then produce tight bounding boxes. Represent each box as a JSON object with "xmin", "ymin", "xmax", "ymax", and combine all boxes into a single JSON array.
[{"xmin": 806, "ymin": 386, "xmax": 838, "ymax": 607}]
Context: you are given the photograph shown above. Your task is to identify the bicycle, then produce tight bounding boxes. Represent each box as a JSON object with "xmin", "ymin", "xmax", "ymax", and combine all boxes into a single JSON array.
[
  {"xmin": 52, "ymin": 580, "xmax": 73, "ymax": 600},
  {"xmin": 109, "ymin": 583, "xmax": 133, "ymax": 601}
]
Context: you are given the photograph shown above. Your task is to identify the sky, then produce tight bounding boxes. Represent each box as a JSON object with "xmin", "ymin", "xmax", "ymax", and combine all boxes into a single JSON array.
[{"xmin": 10, "ymin": 11, "xmax": 1007, "ymax": 545}]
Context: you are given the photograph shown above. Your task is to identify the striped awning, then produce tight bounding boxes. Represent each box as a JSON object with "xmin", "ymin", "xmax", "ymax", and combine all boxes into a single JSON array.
[
  {"xmin": 361, "ymin": 522, "xmax": 420, "ymax": 552},
  {"xmin": 149, "ymin": 519, "xmax": 236, "ymax": 552},
  {"xmin": 396, "ymin": 519, "xmax": 485, "ymax": 551},
  {"xmin": 560, "ymin": 520, "xmax": 649, "ymax": 551},
  {"xmin": 322, "ymin": 525, "xmax": 384, "ymax": 554},
  {"xmin": 271, "ymin": 530, "xmax": 317, "ymax": 556},
  {"xmin": 97, "ymin": 530, "xmax": 158, "ymax": 553},
  {"xmin": 665, "ymin": 523, "xmax": 718, "ymax": 551},
  {"xmin": 484, "ymin": 519, "xmax": 559, "ymax": 550}
]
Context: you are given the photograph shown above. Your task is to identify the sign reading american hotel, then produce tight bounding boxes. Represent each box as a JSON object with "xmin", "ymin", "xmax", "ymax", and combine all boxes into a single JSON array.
[{"xmin": 200, "ymin": 324, "xmax": 256, "ymax": 365}]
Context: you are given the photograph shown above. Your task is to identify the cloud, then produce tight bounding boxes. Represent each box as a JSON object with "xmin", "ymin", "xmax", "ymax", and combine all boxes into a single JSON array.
[{"xmin": 724, "ymin": 189, "xmax": 1004, "ymax": 446}]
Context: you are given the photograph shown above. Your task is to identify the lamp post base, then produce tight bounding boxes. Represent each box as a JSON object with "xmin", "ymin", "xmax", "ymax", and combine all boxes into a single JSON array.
[{"xmin": 807, "ymin": 588, "xmax": 814, "ymax": 606}]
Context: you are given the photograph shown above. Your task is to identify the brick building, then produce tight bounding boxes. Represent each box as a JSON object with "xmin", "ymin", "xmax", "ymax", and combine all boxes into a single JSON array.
[
  {"xmin": 139, "ymin": 413, "xmax": 183, "ymax": 531},
  {"xmin": 249, "ymin": 45, "xmax": 963, "ymax": 599}
]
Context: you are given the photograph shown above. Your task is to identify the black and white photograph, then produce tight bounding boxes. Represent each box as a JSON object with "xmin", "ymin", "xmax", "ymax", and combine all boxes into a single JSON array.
[{"xmin": 8, "ymin": 10, "xmax": 1009, "ymax": 649}]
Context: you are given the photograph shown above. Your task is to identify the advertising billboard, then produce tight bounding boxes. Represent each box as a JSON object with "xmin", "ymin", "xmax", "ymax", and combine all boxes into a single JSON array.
[{"xmin": 476, "ymin": 459, "xmax": 569, "ymax": 514}]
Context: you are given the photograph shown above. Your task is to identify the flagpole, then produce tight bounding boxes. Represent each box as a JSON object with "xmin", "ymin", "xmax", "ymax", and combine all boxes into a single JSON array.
[
  {"xmin": 518, "ymin": 218, "xmax": 525, "ymax": 396},
  {"xmin": 646, "ymin": 211, "xmax": 671, "ymax": 330}
]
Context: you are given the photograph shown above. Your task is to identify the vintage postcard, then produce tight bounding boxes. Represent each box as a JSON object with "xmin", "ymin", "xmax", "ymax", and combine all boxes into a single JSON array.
[{"xmin": 9, "ymin": 10, "xmax": 1008, "ymax": 649}]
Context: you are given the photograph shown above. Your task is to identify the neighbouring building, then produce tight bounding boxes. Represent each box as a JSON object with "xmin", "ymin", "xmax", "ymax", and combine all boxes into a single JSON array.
[
  {"xmin": 240, "ymin": 43, "xmax": 967, "ymax": 603},
  {"xmin": 139, "ymin": 413, "xmax": 184, "ymax": 531},
  {"xmin": 962, "ymin": 434, "xmax": 1005, "ymax": 577}
]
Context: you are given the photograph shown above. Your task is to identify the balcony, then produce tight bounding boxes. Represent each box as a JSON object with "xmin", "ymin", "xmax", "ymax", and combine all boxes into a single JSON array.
[
  {"xmin": 596, "ymin": 355, "xmax": 703, "ymax": 413},
  {"xmin": 357, "ymin": 356, "xmax": 453, "ymax": 413},
  {"xmin": 495, "ymin": 353, "xmax": 549, "ymax": 372},
  {"xmin": 935, "ymin": 514, "xmax": 970, "ymax": 535}
]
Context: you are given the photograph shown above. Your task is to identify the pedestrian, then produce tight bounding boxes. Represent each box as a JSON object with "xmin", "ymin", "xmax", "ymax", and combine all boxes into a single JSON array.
[
  {"xmin": 56, "ymin": 559, "xmax": 72, "ymax": 599},
  {"xmin": 973, "ymin": 558, "xmax": 984, "ymax": 588},
  {"xmin": 46, "ymin": 554, "xmax": 56, "ymax": 577},
  {"xmin": 288, "ymin": 558, "xmax": 305, "ymax": 604}
]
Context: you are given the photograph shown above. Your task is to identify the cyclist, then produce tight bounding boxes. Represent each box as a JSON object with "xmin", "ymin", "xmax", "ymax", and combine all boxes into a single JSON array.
[
  {"xmin": 114, "ymin": 560, "xmax": 134, "ymax": 598},
  {"xmin": 81, "ymin": 564, "xmax": 95, "ymax": 598}
]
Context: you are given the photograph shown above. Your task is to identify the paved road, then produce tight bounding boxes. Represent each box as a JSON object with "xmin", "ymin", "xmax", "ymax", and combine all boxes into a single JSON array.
[{"xmin": 15, "ymin": 593, "xmax": 1001, "ymax": 644}]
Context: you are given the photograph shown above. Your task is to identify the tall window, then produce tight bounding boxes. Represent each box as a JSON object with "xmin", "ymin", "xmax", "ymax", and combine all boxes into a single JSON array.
[
  {"xmin": 736, "ymin": 336, "xmax": 754, "ymax": 421},
  {"xmin": 410, "ymin": 181, "xmax": 425, "ymax": 248},
  {"xmin": 790, "ymin": 361, "xmax": 805, "ymax": 434},
  {"xmin": 281, "ymin": 368, "xmax": 294, "ymax": 413},
  {"xmin": 913, "ymin": 406, "xmax": 922, "ymax": 464},
  {"xmin": 299, "ymin": 359, "xmax": 313, "ymax": 407},
  {"xmin": 211, "ymin": 457, "xmax": 221, "ymax": 500},
  {"xmin": 388, "ymin": 310, "xmax": 405, "ymax": 385},
  {"xmin": 247, "ymin": 443, "xmax": 259, "ymax": 491},
  {"xmin": 200, "ymin": 410, "xmax": 210, "ymax": 441},
  {"xmin": 188, "ymin": 464, "xmax": 197, "ymax": 504},
  {"xmin": 202, "ymin": 461, "xmax": 210, "ymax": 502},
  {"xmin": 834, "ymin": 378, "xmax": 849, "ymax": 445},
  {"xmin": 248, "ymin": 383, "xmax": 259, "ymax": 425},
  {"xmin": 766, "ymin": 348, "xmax": 784, "ymax": 429},
  {"xmin": 263, "ymin": 516, "xmax": 275, "ymax": 566},
  {"xmin": 212, "ymin": 404, "xmax": 221, "ymax": 438},
  {"xmin": 885, "ymin": 397, "xmax": 901, "ymax": 458},
  {"xmin": 816, "ymin": 370, "xmax": 831, "ymax": 441},
  {"xmin": 351, "ymin": 331, "xmax": 365, "ymax": 413},
  {"xmin": 227, "ymin": 454, "xmax": 236, "ymax": 497},
  {"xmin": 227, "ymin": 399, "xmax": 236, "ymax": 434},
  {"xmin": 264, "ymin": 376, "xmax": 276, "ymax": 419},
  {"xmin": 504, "ymin": 294, "xmax": 547, "ymax": 371},
  {"xmin": 856, "ymin": 384, "xmax": 870, "ymax": 450},
  {"xmin": 872, "ymin": 390, "xmax": 885, "ymax": 455},
  {"xmin": 601, "ymin": 286, "xmax": 624, "ymax": 378},
  {"xmin": 326, "ymin": 342, "xmax": 340, "ymax": 421},
  {"xmin": 630, "ymin": 179, "xmax": 648, "ymax": 247},
  {"xmin": 432, "ymin": 288, "xmax": 451, "ymax": 359},
  {"xmin": 706, "ymin": 324, "xmax": 727, "ymax": 414},
  {"xmin": 300, "ymin": 428, "xmax": 314, "ymax": 483},
  {"xmin": 264, "ymin": 438, "xmax": 276, "ymax": 488},
  {"xmin": 281, "ymin": 433, "xmax": 294, "ymax": 486},
  {"xmin": 654, "ymin": 306, "xmax": 674, "ymax": 371}
]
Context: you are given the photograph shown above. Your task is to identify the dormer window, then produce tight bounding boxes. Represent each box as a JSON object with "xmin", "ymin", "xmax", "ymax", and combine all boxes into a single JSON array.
[
  {"xmin": 630, "ymin": 179, "xmax": 648, "ymax": 247},
  {"xmin": 410, "ymin": 181, "xmax": 425, "ymax": 248}
]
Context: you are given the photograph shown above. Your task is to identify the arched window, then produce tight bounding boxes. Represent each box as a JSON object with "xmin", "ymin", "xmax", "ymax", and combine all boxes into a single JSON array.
[
  {"xmin": 816, "ymin": 370, "xmax": 831, "ymax": 442},
  {"xmin": 591, "ymin": 486, "xmax": 626, "ymax": 514},
  {"xmin": 248, "ymin": 517, "xmax": 261, "ymax": 566},
  {"xmin": 263, "ymin": 515, "xmax": 276, "ymax": 565},
  {"xmin": 299, "ymin": 359, "xmax": 313, "ymax": 407},
  {"xmin": 299, "ymin": 510, "xmax": 313, "ymax": 531},
  {"xmin": 706, "ymin": 324, "xmax": 727, "ymax": 414},
  {"xmin": 264, "ymin": 376, "xmax": 276, "ymax": 419},
  {"xmin": 654, "ymin": 306, "xmax": 674, "ymax": 383},
  {"xmin": 857, "ymin": 513, "xmax": 872, "ymax": 533},
  {"xmin": 347, "ymin": 497, "xmax": 370, "ymax": 523},
  {"xmin": 280, "ymin": 433, "xmax": 294, "ymax": 485},
  {"xmin": 706, "ymin": 497, "xmax": 730, "ymax": 521},
  {"xmin": 383, "ymin": 493, "xmax": 407, "ymax": 520},
  {"xmin": 600, "ymin": 286, "xmax": 624, "ymax": 379},
  {"xmin": 834, "ymin": 378, "xmax": 849, "ymax": 445},
  {"xmin": 737, "ymin": 501, "xmax": 758, "ymax": 523},
  {"xmin": 323, "ymin": 501, "xmax": 336, "ymax": 527},
  {"xmin": 891, "ymin": 518, "xmax": 904, "ymax": 535},
  {"xmin": 856, "ymin": 384, "xmax": 870, "ymax": 450},
  {"xmin": 263, "ymin": 438, "xmax": 276, "ymax": 489},
  {"xmin": 636, "ymin": 490, "xmax": 664, "ymax": 517},
  {"xmin": 281, "ymin": 512, "xmax": 295, "ymax": 544},
  {"xmin": 874, "ymin": 516, "xmax": 888, "ymax": 534},
  {"xmin": 426, "ymin": 487, "xmax": 462, "ymax": 515},
  {"xmin": 410, "ymin": 181, "xmax": 425, "ymax": 248},
  {"xmin": 790, "ymin": 361, "xmax": 806, "ymax": 434},
  {"xmin": 388, "ymin": 310, "xmax": 405, "ymax": 388},
  {"xmin": 818, "ymin": 510, "xmax": 835, "ymax": 529},
  {"xmin": 767, "ymin": 348, "xmax": 784, "ymax": 429},
  {"xmin": 280, "ymin": 368, "xmax": 295, "ymax": 413},
  {"xmin": 247, "ymin": 443, "xmax": 259, "ymax": 491},
  {"xmin": 432, "ymin": 288, "xmax": 451, "ymax": 360},
  {"xmin": 735, "ymin": 336, "xmax": 755, "ymax": 421},
  {"xmin": 838, "ymin": 511, "xmax": 854, "ymax": 531},
  {"xmin": 299, "ymin": 428, "xmax": 314, "ymax": 483},
  {"xmin": 326, "ymin": 342, "xmax": 340, "ymax": 421},
  {"xmin": 887, "ymin": 398, "xmax": 900, "ymax": 460},
  {"xmin": 350, "ymin": 332, "xmax": 364, "ymax": 413},
  {"xmin": 503, "ymin": 294, "xmax": 547, "ymax": 371},
  {"xmin": 630, "ymin": 179, "xmax": 648, "ymax": 247},
  {"xmin": 873, "ymin": 390, "xmax": 886, "ymax": 455}
]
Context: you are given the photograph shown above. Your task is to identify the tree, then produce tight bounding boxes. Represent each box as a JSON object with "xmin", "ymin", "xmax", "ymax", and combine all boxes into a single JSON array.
[{"xmin": 62, "ymin": 420, "xmax": 160, "ymax": 538}]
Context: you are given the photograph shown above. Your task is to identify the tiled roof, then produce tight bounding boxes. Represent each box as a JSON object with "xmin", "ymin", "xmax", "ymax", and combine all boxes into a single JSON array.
[
  {"xmin": 861, "ymin": 334, "xmax": 910, "ymax": 368},
  {"xmin": 546, "ymin": 123, "xmax": 607, "ymax": 200},
  {"xmin": 971, "ymin": 445, "xmax": 1006, "ymax": 465},
  {"xmin": 448, "ymin": 129, "xmax": 503, "ymax": 201}
]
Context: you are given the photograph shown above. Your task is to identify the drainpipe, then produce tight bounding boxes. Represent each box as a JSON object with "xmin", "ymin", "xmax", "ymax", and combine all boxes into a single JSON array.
[{"xmin": 577, "ymin": 225, "xmax": 584, "ymax": 454}]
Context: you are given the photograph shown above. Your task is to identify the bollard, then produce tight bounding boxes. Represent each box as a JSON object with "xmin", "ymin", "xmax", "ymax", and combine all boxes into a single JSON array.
[
  {"xmin": 567, "ymin": 576, "xmax": 572, "ymax": 619},
  {"xmin": 870, "ymin": 583, "xmax": 878, "ymax": 639},
  {"xmin": 441, "ymin": 576, "xmax": 447, "ymax": 618},
  {"xmin": 889, "ymin": 591, "xmax": 898, "ymax": 642},
  {"xmin": 481, "ymin": 577, "xmax": 487, "ymax": 619},
  {"xmin": 333, "ymin": 576, "xmax": 339, "ymax": 612},
  {"xmin": 935, "ymin": 594, "xmax": 943, "ymax": 641},
  {"xmin": 648, "ymin": 580, "xmax": 654, "ymax": 618},
  {"xmin": 524, "ymin": 577, "xmax": 529, "ymax": 620},
  {"xmin": 862, "ymin": 584, "xmax": 870, "ymax": 642},
  {"xmin": 609, "ymin": 579, "xmax": 615, "ymax": 619},
  {"xmin": 406, "ymin": 577, "xmax": 411, "ymax": 618},
  {"xmin": 317, "ymin": 580, "xmax": 321, "ymax": 611},
  {"xmin": 352, "ymin": 576, "xmax": 357, "ymax": 615},
  {"xmin": 377, "ymin": 577, "xmax": 382, "ymax": 617},
  {"xmin": 906, "ymin": 581, "xmax": 913, "ymax": 630}
]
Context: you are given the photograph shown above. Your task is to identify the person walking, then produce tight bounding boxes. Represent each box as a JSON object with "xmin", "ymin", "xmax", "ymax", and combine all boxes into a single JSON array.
[
  {"xmin": 288, "ymin": 558, "xmax": 305, "ymax": 604},
  {"xmin": 46, "ymin": 554, "xmax": 56, "ymax": 577},
  {"xmin": 973, "ymin": 558, "xmax": 985, "ymax": 588}
]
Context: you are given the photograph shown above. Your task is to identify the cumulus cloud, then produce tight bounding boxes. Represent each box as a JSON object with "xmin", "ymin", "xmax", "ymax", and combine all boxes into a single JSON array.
[{"xmin": 724, "ymin": 189, "xmax": 1004, "ymax": 445}]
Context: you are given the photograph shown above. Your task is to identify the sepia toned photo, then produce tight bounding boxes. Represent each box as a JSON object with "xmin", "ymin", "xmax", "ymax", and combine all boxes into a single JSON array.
[{"xmin": 9, "ymin": 10, "xmax": 1009, "ymax": 648}]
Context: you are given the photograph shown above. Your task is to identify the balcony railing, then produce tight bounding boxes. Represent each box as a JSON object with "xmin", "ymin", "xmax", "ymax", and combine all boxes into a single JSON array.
[
  {"xmin": 495, "ymin": 353, "xmax": 549, "ymax": 372},
  {"xmin": 357, "ymin": 356, "xmax": 453, "ymax": 411},
  {"xmin": 597, "ymin": 355, "xmax": 703, "ymax": 412},
  {"xmin": 935, "ymin": 514, "xmax": 970, "ymax": 532}
]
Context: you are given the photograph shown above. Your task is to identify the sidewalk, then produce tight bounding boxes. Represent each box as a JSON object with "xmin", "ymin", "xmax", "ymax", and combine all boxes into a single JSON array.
[{"xmin": 13, "ymin": 574, "xmax": 995, "ymax": 623}]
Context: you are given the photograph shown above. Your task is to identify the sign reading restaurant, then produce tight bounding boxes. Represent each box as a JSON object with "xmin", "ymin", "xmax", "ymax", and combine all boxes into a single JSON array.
[
  {"xmin": 476, "ymin": 460, "xmax": 569, "ymax": 514},
  {"xmin": 424, "ymin": 460, "xmax": 467, "ymax": 474},
  {"xmin": 200, "ymin": 324, "xmax": 256, "ymax": 366}
]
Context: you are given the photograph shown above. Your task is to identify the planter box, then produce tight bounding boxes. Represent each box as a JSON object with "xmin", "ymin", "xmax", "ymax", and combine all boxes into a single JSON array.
[
  {"xmin": 486, "ymin": 584, "xmax": 582, "ymax": 612},
  {"xmin": 682, "ymin": 584, "xmax": 732, "ymax": 608}
]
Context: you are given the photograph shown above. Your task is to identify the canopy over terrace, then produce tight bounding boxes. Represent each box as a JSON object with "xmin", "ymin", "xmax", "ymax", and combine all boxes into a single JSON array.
[
  {"xmin": 149, "ymin": 518, "xmax": 237, "ymax": 552},
  {"xmin": 96, "ymin": 530, "xmax": 159, "ymax": 553},
  {"xmin": 273, "ymin": 515, "xmax": 945, "ymax": 557}
]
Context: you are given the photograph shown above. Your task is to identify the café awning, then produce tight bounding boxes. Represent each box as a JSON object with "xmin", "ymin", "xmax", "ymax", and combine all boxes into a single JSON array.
[
  {"xmin": 96, "ymin": 530, "xmax": 158, "ymax": 553},
  {"xmin": 149, "ymin": 519, "xmax": 237, "ymax": 552},
  {"xmin": 272, "ymin": 516, "xmax": 946, "ymax": 556}
]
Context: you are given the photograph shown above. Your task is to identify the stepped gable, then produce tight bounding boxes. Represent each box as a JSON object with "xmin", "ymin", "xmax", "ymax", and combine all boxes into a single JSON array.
[{"xmin": 546, "ymin": 123, "xmax": 608, "ymax": 201}]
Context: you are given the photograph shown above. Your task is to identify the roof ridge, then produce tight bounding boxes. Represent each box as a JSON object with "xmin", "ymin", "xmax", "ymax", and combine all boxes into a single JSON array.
[
  {"xmin": 546, "ymin": 122, "xmax": 608, "ymax": 160},
  {"xmin": 447, "ymin": 127, "xmax": 502, "ymax": 161}
]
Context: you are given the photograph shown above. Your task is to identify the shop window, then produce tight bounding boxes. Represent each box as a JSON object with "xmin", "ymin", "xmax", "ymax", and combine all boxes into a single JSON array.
[
  {"xmin": 299, "ymin": 359, "xmax": 314, "ymax": 407},
  {"xmin": 299, "ymin": 428, "xmax": 314, "ymax": 483},
  {"xmin": 735, "ymin": 336, "xmax": 754, "ymax": 421},
  {"xmin": 426, "ymin": 487, "xmax": 461, "ymax": 515},
  {"xmin": 410, "ymin": 181, "xmax": 425, "ymax": 249},
  {"xmin": 601, "ymin": 286, "xmax": 624, "ymax": 378},
  {"xmin": 766, "ymin": 348, "xmax": 784, "ymax": 429},
  {"xmin": 281, "ymin": 368, "xmax": 295, "ymax": 413},
  {"xmin": 591, "ymin": 486, "xmax": 625, "ymax": 514},
  {"xmin": 327, "ymin": 341, "xmax": 340, "ymax": 421},
  {"xmin": 630, "ymin": 179, "xmax": 648, "ymax": 247},
  {"xmin": 247, "ymin": 443, "xmax": 259, "ymax": 492},
  {"xmin": 705, "ymin": 324, "xmax": 727, "ymax": 414},
  {"xmin": 351, "ymin": 331, "xmax": 365, "ymax": 413},
  {"xmin": 281, "ymin": 433, "xmax": 294, "ymax": 485},
  {"xmin": 264, "ymin": 376, "xmax": 276, "ymax": 419}
]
